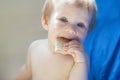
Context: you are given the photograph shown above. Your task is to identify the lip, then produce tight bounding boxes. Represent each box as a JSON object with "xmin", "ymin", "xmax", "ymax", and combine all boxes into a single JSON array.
[
  {"xmin": 60, "ymin": 36, "xmax": 73, "ymax": 41},
  {"xmin": 57, "ymin": 34, "xmax": 80, "ymax": 42},
  {"xmin": 57, "ymin": 32, "xmax": 80, "ymax": 42},
  {"xmin": 58, "ymin": 37, "xmax": 72, "ymax": 43}
]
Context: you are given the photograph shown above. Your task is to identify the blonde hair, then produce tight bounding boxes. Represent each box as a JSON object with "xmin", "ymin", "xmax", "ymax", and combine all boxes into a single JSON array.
[{"xmin": 42, "ymin": 0, "xmax": 97, "ymax": 32}]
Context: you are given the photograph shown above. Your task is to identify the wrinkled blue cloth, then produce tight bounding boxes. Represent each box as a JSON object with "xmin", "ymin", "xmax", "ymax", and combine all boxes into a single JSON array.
[{"xmin": 84, "ymin": 0, "xmax": 120, "ymax": 80}]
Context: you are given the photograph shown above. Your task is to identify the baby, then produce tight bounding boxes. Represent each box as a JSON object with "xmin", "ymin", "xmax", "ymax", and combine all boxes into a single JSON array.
[{"xmin": 15, "ymin": 0, "xmax": 96, "ymax": 80}]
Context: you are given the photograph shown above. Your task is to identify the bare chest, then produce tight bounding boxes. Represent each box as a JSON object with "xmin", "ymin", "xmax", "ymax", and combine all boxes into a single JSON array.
[{"xmin": 31, "ymin": 52, "xmax": 74, "ymax": 80}]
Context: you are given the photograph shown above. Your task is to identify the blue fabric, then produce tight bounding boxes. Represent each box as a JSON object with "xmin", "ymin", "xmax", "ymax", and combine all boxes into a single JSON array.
[{"xmin": 84, "ymin": 0, "xmax": 120, "ymax": 80}]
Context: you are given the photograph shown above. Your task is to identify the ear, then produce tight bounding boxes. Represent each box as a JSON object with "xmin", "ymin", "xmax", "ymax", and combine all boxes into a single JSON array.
[{"xmin": 41, "ymin": 16, "xmax": 49, "ymax": 31}]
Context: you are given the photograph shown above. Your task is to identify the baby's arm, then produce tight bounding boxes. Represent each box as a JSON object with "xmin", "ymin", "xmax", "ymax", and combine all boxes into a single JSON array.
[
  {"xmin": 15, "ymin": 48, "xmax": 32, "ymax": 80},
  {"xmin": 62, "ymin": 40, "xmax": 88, "ymax": 80},
  {"xmin": 69, "ymin": 62, "xmax": 88, "ymax": 80}
]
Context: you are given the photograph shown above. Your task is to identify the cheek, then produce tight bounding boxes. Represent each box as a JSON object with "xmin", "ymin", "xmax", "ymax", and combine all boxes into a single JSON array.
[
  {"xmin": 49, "ymin": 22, "xmax": 64, "ymax": 37},
  {"xmin": 53, "ymin": 21, "xmax": 65, "ymax": 30},
  {"xmin": 78, "ymin": 29, "xmax": 87, "ymax": 42}
]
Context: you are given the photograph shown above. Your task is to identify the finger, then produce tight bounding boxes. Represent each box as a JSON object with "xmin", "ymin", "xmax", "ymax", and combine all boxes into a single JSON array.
[
  {"xmin": 66, "ymin": 47, "xmax": 79, "ymax": 56},
  {"xmin": 63, "ymin": 40, "xmax": 78, "ymax": 47},
  {"xmin": 68, "ymin": 40, "xmax": 81, "ymax": 45},
  {"xmin": 63, "ymin": 44, "xmax": 81, "ymax": 52},
  {"xmin": 66, "ymin": 48, "xmax": 86, "ymax": 63},
  {"xmin": 64, "ymin": 40, "xmax": 82, "ymax": 49},
  {"xmin": 68, "ymin": 44, "xmax": 84, "ymax": 52}
]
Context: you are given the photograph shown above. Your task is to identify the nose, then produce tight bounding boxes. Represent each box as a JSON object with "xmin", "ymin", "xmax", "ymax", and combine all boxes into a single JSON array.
[{"xmin": 64, "ymin": 23, "xmax": 76, "ymax": 35}]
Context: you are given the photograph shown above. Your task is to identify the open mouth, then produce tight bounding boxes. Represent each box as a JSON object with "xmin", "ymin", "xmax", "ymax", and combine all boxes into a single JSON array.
[
  {"xmin": 55, "ymin": 37, "xmax": 72, "ymax": 54},
  {"xmin": 57, "ymin": 37, "xmax": 73, "ymax": 44}
]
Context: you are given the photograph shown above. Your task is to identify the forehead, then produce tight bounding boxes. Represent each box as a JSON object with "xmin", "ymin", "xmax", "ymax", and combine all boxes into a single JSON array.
[
  {"xmin": 56, "ymin": 4, "xmax": 88, "ymax": 14},
  {"xmin": 53, "ymin": 0, "xmax": 89, "ymax": 16},
  {"xmin": 54, "ymin": 4, "xmax": 89, "ymax": 22},
  {"xmin": 52, "ymin": 0, "xmax": 89, "ymax": 8}
]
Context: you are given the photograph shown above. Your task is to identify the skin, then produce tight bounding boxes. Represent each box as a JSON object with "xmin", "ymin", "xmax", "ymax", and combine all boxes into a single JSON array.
[
  {"xmin": 15, "ymin": 2, "xmax": 91, "ymax": 80},
  {"xmin": 47, "ymin": 4, "xmax": 89, "ymax": 55}
]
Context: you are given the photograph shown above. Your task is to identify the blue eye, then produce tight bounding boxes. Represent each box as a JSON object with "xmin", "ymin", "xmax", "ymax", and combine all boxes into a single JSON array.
[
  {"xmin": 59, "ymin": 17, "xmax": 68, "ymax": 23},
  {"xmin": 77, "ymin": 23, "xmax": 85, "ymax": 28}
]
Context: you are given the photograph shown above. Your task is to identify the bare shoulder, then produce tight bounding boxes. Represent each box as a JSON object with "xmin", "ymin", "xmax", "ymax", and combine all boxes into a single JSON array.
[
  {"xmin": 28, "ymin": 39, "xmax": 49, "ymax": 56},
  {"xmin": 29, "ymin": 39, "xmax": 48, "ymax": 49}
]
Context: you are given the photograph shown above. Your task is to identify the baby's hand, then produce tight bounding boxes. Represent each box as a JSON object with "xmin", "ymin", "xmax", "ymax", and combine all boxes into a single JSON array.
[{"xmin": 63, "ymin": 40, "xmax": 87, "ymax": 63}]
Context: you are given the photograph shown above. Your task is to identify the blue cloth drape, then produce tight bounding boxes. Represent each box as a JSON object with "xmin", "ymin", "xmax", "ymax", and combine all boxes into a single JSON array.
[{"xmin": 84, "ymin": 0, "xmax": 120, "ymax": 80}]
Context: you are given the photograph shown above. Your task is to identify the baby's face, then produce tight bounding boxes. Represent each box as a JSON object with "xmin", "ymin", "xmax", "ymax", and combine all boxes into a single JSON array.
[{"xmin": 48, "ymin": 4, "xmax": 91, "ymax": 53}]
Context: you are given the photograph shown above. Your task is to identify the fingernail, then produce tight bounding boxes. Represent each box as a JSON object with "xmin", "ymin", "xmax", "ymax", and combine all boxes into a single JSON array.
[
  {"xmin": 64, "ymin": 44, "xmax": 68, "ymax": 47},
  {"xmin": 63, "ymin": 47, "xmax": 68, "ymax": 51}
]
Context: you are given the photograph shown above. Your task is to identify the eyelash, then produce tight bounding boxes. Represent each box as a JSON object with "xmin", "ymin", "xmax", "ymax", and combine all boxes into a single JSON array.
[
  {"xmin": 59, "ymin": 17, "xmax": 68, "ymax": 23},
  {"xmin": 58, "ymin": 17, "xmax": 85, "ymax": 28},
  {"xmin": 77, "ymin": 23, "xmax": 85, "ymax": 28}
]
